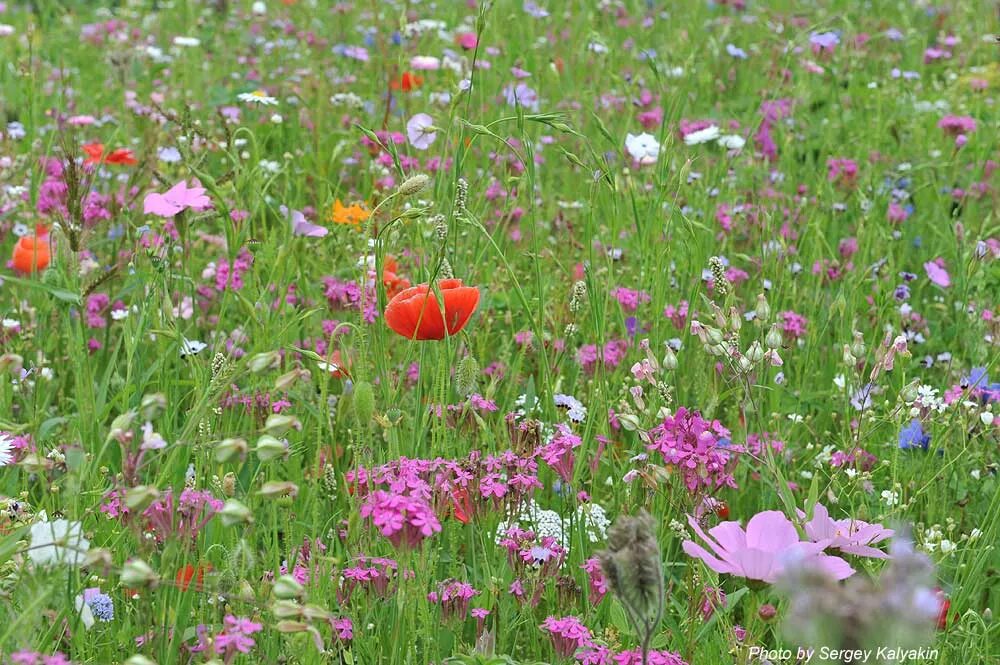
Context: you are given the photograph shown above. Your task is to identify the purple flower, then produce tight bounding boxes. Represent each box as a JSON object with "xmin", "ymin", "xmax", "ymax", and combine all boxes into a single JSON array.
[
  {"xmin": 539, "ymin": 615, "xmax": 591, "ymax": 658},
  {"xmin": 503, "ymin": 83, "xmax": 540, "ymax": 112},
  {"xmin": 360, "ymin": 490, "xmax": 441, "ymax": 549},
  {"xmin": 406, "ymin": 113, "xmax": 437, "ymax": 150},
  {"xmin": 898, "ymin": 419, "xmax": 930, "ymax": 450},
  {"xmin": 646, "ymin": 408, "xmax": 735, "ymax": 494},
  {"xmin": 799, "ymin": 503, "xmax": 894, "ymax": 558}
]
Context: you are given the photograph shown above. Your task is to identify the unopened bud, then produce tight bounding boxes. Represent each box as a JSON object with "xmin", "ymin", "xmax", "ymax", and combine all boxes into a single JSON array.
[
  {"xmin": 261, "ymin": 414, "xmax": 301, "ymax": 437},
  {"xmin": 352, "ymin": 381, "xmax": 375, "ymax": 424},
  {"xmin": 140, "ymin": 393, "xmax": 167, "ymax": 420},
  {"xmin": 219, "ymin": 499, "xmax": 253, "ymax": 526},
  {"xmin": 900, "ymin": 380, "xmax": 920, "ymax": 404},
  {"xmin": 758, "ymin": 603, "xmax": 777, "ymax": 621},
  {"xmin": 764, "ymin": 325, "xmax": 782, "ymax": 350},
  {"xmin": 125, "ymin": 485, "xmax": 161, "ymax": 512},
  {"xmin": 706, "ymin": 326, "xmax": 724, "ymax": 346},
  {"xmin": 850, "ymin": 332, "xmax": 866, "ymax": 360},
  {"xmin": 397, "ymin": 173, "xmax": 431, "ymax": 197},
  {"xmin": 843, "ymin": 344, "xmax": 856, "ymax": 366},
  {"xmin": 454, "ymin": 355, "xmax": 480, "ymax": 397},
  {"xmin": 254, "ymin": 435, "xmax": 288, "ymax": 462},
  {"xmin": 728, "ymin": 307, "xmax": 742, "ymax": 332},
  {"xmin": 273, "ymin": 574, "xmax": 305, "ymax": 600},
  {"xmin": 737, "ymin": 356, "xmax": 753, "ymax": 374},
  {"xmin": 754, "ymin": 294, "xmax": 771, "ymax": 323},
  {"xmin": 275, "ymin": 368, "xmax": 310, "ymax": 391},
  {"xmin": 121, "ymin": 559, "xmax": 159, "ymax": 588},
  {"xmin": 746, "ymin": 341, "xmax": 765, "ymax": 363},
  {"xmin": 272, "ymin": 599, "xmax": 304, "ymax": 619},
  {"xmin": 215, "ymin": 438, "xmax": 249, "ymax": 463},
  {"xmin": 257, "ymin": 481, "xmax": 299, "ymax": 500},
  {"xmin": 248, "ymin": 351, "xmax": 282, "ymax": 373},
  {"xmin": 661, "ymin": 345, "xmax": 678, "ymax": 370}
]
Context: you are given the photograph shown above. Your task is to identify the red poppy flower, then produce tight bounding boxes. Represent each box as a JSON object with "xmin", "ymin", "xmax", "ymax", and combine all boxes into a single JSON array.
[
  {"xmin": 176, "ymin": 563, "xmax": 211, "ymax": 591},
  {"xmin": 451, "ymin": 488, "xmax": 473, "ymax": 524},
  {"xmin": 11, "ymin": 235, "xmax": 51, "ymax": 273},
  {"xmin": 83, "ymin": 142, "xmax": 137, "ymax": 166},
  {"xmin": 381, "ymin": 255, "xmax": 411, "ymax": 300},
  {"xmin": 384, "ymin": 279, "xmax": 480, "ymax": 340},
  {"xmin": 390, "ymin": 71, "xmax": 423, "ymax": 92},
  {"xmin": 935, "ymin": 590, "xmax": 952, "ymax": 630}
]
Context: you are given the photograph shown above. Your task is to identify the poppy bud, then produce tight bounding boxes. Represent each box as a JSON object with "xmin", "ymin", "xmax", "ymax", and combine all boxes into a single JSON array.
[
  {"xmin": 140, "ymin": 393, "xmax": 167, "ymax": 421},
  {"xmin": 273, "ymin": 574, "xmax": 305, "ymax": 600},
  {"xmin": 262, "ymin": 414, "xmax": 302, "ymax": 437},
  {"xmin": 254, "ymin": 435, "xmax": 288, "ymax": 462},
  {"xmin": 125, "ymin": 485, "xmax": 160, "ymax": 512},
  {"xmin": 248, "ymin": 350, "xmax": 282, "ymax": 373},
  {"xmin": 121, "ymin": 559, "xmax": 159, "ymax": 588},
  {"xmin": 352, "ymin": 381, "xmax": 375, "ymax": 424},
  {"xmin": 215, "ymin": 438, "xmax": 248, "ymax": 463},
  {"xmin": 397, "ymin": 173, "xmax": 431, "ymax": 197},
  {"xmin": 219, "ymin": 499, "xmax": 253, "ymax": 526}
]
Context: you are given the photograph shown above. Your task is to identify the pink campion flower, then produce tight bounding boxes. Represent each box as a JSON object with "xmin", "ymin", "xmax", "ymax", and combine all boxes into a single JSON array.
[
  {"xmin": 887, "ymin": 201, "xmax": 910, "ymax": 223},
  {"xmin": 537, "ymin": 424, "xmax": 581, "ymax": 483},
  {"xmin": 646, "ymin": 407, "xmax": 735, "ymax": 494},
  {"xmin": 143, "ymin": 179, "xmax": 212, "ymax": 217},
  {"xmin": 331, "ymin": 617, "xmax": 353, "ymax": 642},
  {"xmin": 682, "ymin": 511, "xmax": 855, "ymax": 583},
  {"xmin": 213, "ymin": 615, "xmax": 263, "ymax": 662},
  {"xmin": 539, "ymin": 615, "xmax": 592, "ymax": 659},
  {"xmin": 937, "ymin": 115, "xmax": 976, "ymax": 136},
  {"xmin": 924, "ymin": 260, "xmax": 951, "ymax": 288},
  {"xmin": 611, "ymin": 286, "xmax": 651, "ymax": 311},
  {"xmin": 798, "ymin": 503, "xmax": 894, "ymax": 559},
  {"xmin": 827, "ymin": 157, "xmax": 858, "ymax": 185},
  {"xmin": 360, "ymin": 490, "xmax": 442, "ymax": 548},
  {"xmin": 581, "ymin": 557, "xmax": 608, "ymax": 603},
  {"xmin": 427, "ymin": 579, "xmax": 480, "ymax": 621},
  {"xmin": 779, "ymin": 310, "xmax": 808, "ymax": 340},
  {"xmin": 455, "ymin": 32, "xmax": 478, "ymax": 50}
]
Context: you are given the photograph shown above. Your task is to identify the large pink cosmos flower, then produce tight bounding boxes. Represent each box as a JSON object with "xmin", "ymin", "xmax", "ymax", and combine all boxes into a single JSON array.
[
  {"xmin": 798, "ymin": 503, "xmax": 894, "ymax": 559},
  {"xmin": 682, "ymin": 511, "xmax": 854, "ymax": 583},
  {"xmin": 143, "ymin": 179, "xmax": 212, "ymax": 217}
]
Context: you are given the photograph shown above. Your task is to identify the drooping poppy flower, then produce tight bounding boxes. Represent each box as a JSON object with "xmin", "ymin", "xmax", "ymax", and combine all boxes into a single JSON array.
[
  {"xmin": 11, "ymin": 235, "xmax": 51, "ymax": 273},
  {"xmin": 390, "ymin": 71, "xmax": 423, "ymax": 92},
  {"xmin": 176, "ymin": 562, "xmax": 211, "ymax": 591},
  {"xmin": 83, "ymin": 142, "xmax": 138, "ymax": 166},
  {"xmin": 384, "ymin": 279, "xmax": 480, "ymax": 340},
  {"xmin": 330, "ymin": 199, "xmax": 371, "ymax": 227},
  {"xmin": 382, "ymin": 255, "xmax": 412, "ymax": 300},
  {"xmin": 451, "ymin": 488, "xmax": 473, "ymax": 524}
]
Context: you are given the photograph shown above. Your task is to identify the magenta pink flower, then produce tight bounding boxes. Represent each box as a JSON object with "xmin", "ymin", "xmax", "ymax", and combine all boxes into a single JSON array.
[
  {"xmin": 646, "ymin": 407, "xmax": 735, "ymax": 494},
  {"xmin": 360, "ymin": 490, "xmax": 441, "ymax": 549},
  {"xmin": 540, "ymin": 615, "xmax": 592, "ymax": 659},
  {"xmin": 798, "ymin": 503, "xmax": 894, "ymax": 559},
  {"xmin": 143, "ymin": 179, "xmax": 212, "ymax": 217},
  {"xmin": 682, "ymin": 511, "xmax": 855, "ymax": 583},
  {"xmin": 924, "ymin": 260, "xmax": 951, "ymax": 288}
]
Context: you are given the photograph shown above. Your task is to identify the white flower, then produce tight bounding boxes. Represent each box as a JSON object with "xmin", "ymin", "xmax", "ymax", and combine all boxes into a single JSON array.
[
  {"xmin": 624, "ymin": 133, "xmax": 660, "ymax": 165},
  {"xmin": 237, "ymin": 90, "xmax": 279, "ymax": 106},
  {"xmin": 717, "ymin": 134, "xmax": 746, "ymax": 150},
  {"xmin": 75, "ymin": 594, "xmax": 96, "ymax": 630},
  {"xmin": 252, "ymin": 1, "xmax": 267, "ymax": 15},
  {"xmin": 111, "ymin": 308, "xmax": 129, "ymax": 321},
  {"xmin": 684, "ymin": 125, "xmax": 721, "ymax": 145},
  {"xmin": 0, "ymin": 24, "xmax": 15, "ymax": 37},
  {"xmin": 28, "ymin": 519, "xmax": 90, "ymax": 567},
  {"xmin": 172, "ymin": 36, "xmax": 201, "ymax": 47},
  {"xmin": 939, "ymin": 539, "xmax": 957, "ymax": 554},
  {"xmin": 0, "ymin": 433, "xmax": 14, "ymax": 466},
  {"xmin": 980, "ymin": 411, "xmax": 994, "ymax": 426}
]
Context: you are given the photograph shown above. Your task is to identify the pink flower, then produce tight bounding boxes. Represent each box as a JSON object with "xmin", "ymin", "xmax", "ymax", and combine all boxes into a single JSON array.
[
  {"xmin": 647, "ymin": 407, "xmax": 735, "ymax": 494},
  {"xmin": 924, "ymin": 260, "xmax": 951, "ymax": 288},
  {"xmin": 682, "ymin": 511, "xmax": 855, "ymax": 583},
  {"xmin": 360, "ymin": 490, "xmax": 442, "ymax": 549},
  {"xmin": 406, "ymin": 113, "xmax": 437, "ymax": 150},
  {"xmin": 456, "ymin": 32, "xmax": 478, "ymax": 50},
  {"xmin": 798, "ymin": 503, "xmax": 894, "ymax": 559},
  {"xmin": 540, "ymin": 615, "xmax": 592, "ymax": 659},
  {"xmin": 143, "ymin": 179, "xmax": 212, "ymax": 217}
]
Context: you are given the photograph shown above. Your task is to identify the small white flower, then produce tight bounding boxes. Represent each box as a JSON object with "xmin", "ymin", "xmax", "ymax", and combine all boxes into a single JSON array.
[
  {"xmin": 238, "ymin": 90, "xmax": 279, "ymax": 106},
  {"xmin": 270, "ymin": 114, "xmax": 283, "ymax": 124},
  {"xmin": 0, "ymin": 433, "xmax": 14, "ymax": 466},
  {"xmin": 716, "ymin": 134, "xmax": 746, "ymax": 150},
  {"xmin": 980, "ymin": 411, "xmax": 994, "ymax": 426},
  {"xmin": 172, "ymin": 36, "xmax": 201, "ymax": 47},
  {"xmin": 939, "ymin": 539, "xmax": 957, "ymax": 554},
  {"xmin": 28, "ymin": 518, "xmax": 90, "ymax": 567},
  {"xmin": 684, "ymin": 125, "xmax": 721, "ymax": 145},
  {"xmin": 111, "ymin": 308, "xmax": 129, "ymax": 321},
  {"xmin": 252, "ymin": 1, "xmax": 267, "ymax": 15},
  {"xmin": 625, "ymin": 133, "xmax": 660, "ymax": 165}
]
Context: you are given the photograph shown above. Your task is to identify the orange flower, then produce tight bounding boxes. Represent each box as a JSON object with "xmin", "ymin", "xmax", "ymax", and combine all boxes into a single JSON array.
[
  {"xmin": 330, "ymin": 199, "xmax": 371, "ymax": 226},
  {"xmin": 83, "ymin": 142, "xmax": 137, "ymax": 166},
  {"xmin": 390, "ymin": 71, "xmax": 423, "ymax": 92},
  {"xmin": 176, "ymin": 562, "xmax": 211, "ymax": 591},
  {"xmin": 11, "ymin": 235, "xmax": 51, "ymax": 273},
  {"xmin": 382, "ymin": 254, "xmax": 411, "ymax": 300},
  {"xmin": 384, "ymin": 278, "xmax": 480, "ymax": 340}
]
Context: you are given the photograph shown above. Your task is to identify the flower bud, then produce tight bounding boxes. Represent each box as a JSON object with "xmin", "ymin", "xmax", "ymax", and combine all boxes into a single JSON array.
[
  {"xmin": 850, "ymin": 331, "xmax": 866, "ymax": 360},
  {"xmin": 661, "ymin": 345, "xmax": 678, "ymax": 370},
  {"xmin": 261, "ymin": 414, "xmax": 302, "ymax": 437},
  {"xmin": 273, "ymin": 574, "xmax": 305, "ymax": 600},
  {"xmin": 121, "ymin": 559, "xmax": 159, "ymax": 588},
  {"xmin": 900, "ymin": 380, "xmax": 920, "ymax": 404},
  {"xmin": 764, "ymin": 325, "xmax": 782, "ymax": 350},
  {"xmin": 125, "ymin": 485, "xmax": 161, "ymax": 512},
  {"xmin": 454, "ymin": 355, "xmax": 480, "ymax": 398},
  {"xmin": 254, "ymin": 435, "xmax": 288, "ymax": 462},
  {"xmin": 728, "ymin": 307, "xmax": 742, "ymax": 332},
  {"xmin": 737, "ymin": 356, "xmax": 753, "ymax": 374},
  {"xmin": 272, "ymin": 599, "xmax": 304, "ymax": 619},
  {"xmin": 215, "ymin": 437, "xmax": 249, "ymax": 463},
  {"xmin": 257, "ymin": 481, "xmax": 299, "ymax": 500},
  {"xmin": 276, "ymin": 620, "xmax": 310, "ymax": 634},
  {"xmin": 754, "ymin": 294, "xmax": 770, "ymax": 323},
  {"xmin": 275, "ymin": 367, "xmax": 310, "ymax": 392},
  {"xmin": 352, "ymin": 381, "xmax": 375, "ymax": 424},
  {"xmin": 238, "ymin": 580, "xmax": 257, "ymax": 603},
  {"xmin": 0, "ymin": 353, "xmax": 24, "ymax": 376},
  {"xmin": 617, "ymin": 413, "xmax": 641, "ymax": 431},
  {"xmin": 219, "ymin": 499, "xmax": 253, "ymax": 526},
  {"xmin": 706, "ymin": 326, "xmax": 725, "ymax": 346},
  {"xmin": 125, "ymin": 656, "xmax": 158, "ymax": 665},
  {"xmin": 248, "ymin": 351, "xmax": 282, "ymax": 373},
  {"xmin": 107, "ymin": 410, "xmax": 137, "ymax": 442},
  {"xmin": 842, "ymin": 344, "xmax": 856, "ymax": 366},
  {"xmin": 140, "ymin": 393, "xmax": 167, "ymax": 420},
  {"xmin": 746, "ymin": 341, "xmax": 765, "ymax": 363},
  {"xmin": 758, "ymin": 603, "xmax": 777, "ymax": 622},
  {"xmin": 397, "ymin": 173, "xmax": 431, "ymax": 197}
]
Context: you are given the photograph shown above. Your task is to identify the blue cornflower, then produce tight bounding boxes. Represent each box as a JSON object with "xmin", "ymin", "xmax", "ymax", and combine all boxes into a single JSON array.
[{"xmin": 87, "ymin": 593, "xmax": 115, "ymax": 622}]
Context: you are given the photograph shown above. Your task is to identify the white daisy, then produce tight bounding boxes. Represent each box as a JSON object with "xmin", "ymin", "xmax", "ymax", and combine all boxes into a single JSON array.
[
  {"xmin": 237, "ymin": 89, "xmax": 279, "ymax": 106},
  {"xmin": 0, "ymin": 433, "xmax": 14, "ymax": 466},
  {"xmin": 625, "ymin": 132, "xmax": 660, "ymax": 165},
  {"xmin": 684, "ymin": 125, "xmax": 721, "ymax": 145}
]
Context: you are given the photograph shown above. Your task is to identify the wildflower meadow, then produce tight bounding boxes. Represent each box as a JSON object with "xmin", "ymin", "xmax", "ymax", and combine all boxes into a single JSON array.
[{"xmin": 1, "ymin": 0, "xmax": 999, "ymax": 663}]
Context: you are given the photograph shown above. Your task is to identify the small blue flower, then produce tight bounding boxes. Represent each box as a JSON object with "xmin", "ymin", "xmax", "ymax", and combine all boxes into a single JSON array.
[
  {"xmin": 899, "ymin": 419, "xmax": 930, "ymax": 450},
  {"xmin": 87, "ymin": 593, "xmax": 115, "ymax": 622}
]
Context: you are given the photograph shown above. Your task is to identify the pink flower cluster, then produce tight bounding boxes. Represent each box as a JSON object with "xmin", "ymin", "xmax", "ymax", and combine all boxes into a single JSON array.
[
  {"xmin": 537, "ymin": 424, "xmax": 581, "ymax": 483},
  {"xmin": 540, "ymin": 615, "xmax": 593, "ymax": 659},
  {"xmin": 646, "ymin": 407, "xmax": 735, "ymax": 493},
  {"xmin": 360, "ymin": 490, "xmax": 442, "ymax": 549},
  {"xmin": 427, "ymin": 579, "xmax": 480, "ymax": 621}
]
